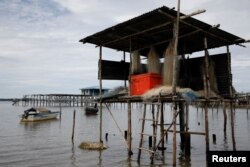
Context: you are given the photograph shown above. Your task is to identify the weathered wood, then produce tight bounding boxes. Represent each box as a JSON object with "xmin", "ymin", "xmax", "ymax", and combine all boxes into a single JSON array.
[
  {"xmin": 101, "ymin": 9, "xmax": 205, "ymax": 48},
  {"xmin": 159, "ymin": 10, "xmax": 237, "ymax": 45},
  {"xmin": 179, "ymin": 102, "xmax": 185, "ymax": 148},
  {"xmin": 99, "ymin": 46, "xmax": 103, "ymax": 144},
  {"xmin": 203, "ymin": 36, "xmax": 210, "ymax": 153},
  {"xmin": 160, "ymin": 102, "xmax": 165, "ymax": 155},
  {"xmin": 137, "ymin": 104, "xmax": 147, "ymax": 162},
  {"xmin": 223, "ymin": 101, "xmax": 227, "ymax": 132},
  {"xmin": 167, "ymin": 130, "xmax": 205, "ymax": 135},
  {"xmin": 71, "ymin": 110, "xmax": 76, "ymax": 141},
  {"xmin": 230, "ymin": 102, "xmax": 236, "ymax": 151},
  {"xmin": 138, "ymin": 147, "xmax": 155, "ymax": 153},
  {"xmin": 127, "ymin": 100, "xmax": 132, "ymax": 156},
  {"xmin": 123, "ymin": 51, "xmax": 127, "ymax": 87}
]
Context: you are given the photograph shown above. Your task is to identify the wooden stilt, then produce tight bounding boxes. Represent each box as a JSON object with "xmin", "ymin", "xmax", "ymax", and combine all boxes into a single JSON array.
[
  {"xmin": 230, "ymin": 102, "xmax": 236, "ymax": 151},
  {"xmin": 171, "ymin": 0, "xmax": 181, "ymax": 164},
  {"xmin": 223, "ymin": 101, "xmax": 227, "ymax": 132},
  {"xmin": 99, "ymin": 46, "xmax": 103, "ymax": 144},
  {"xmin": 160, "ymin": 102, "xmax": 165, "ymax": 155},
  {"xmin": 203, "ymin": 36, "xmax": 210, "ymax": 153},
  {"xmin": 128, "ymin": 100, "xmax": 132, "ymax": 156},
  {"xmin": 71, "ymin": 110, "xmax": 76, "ymax": 142},
  {"xmin": 172, "ymin": 103, "xmax": 177, "ymax": 165},
  {"xmin": 179, "ymin": 102, "xmax": 185, "ymax": 150}
]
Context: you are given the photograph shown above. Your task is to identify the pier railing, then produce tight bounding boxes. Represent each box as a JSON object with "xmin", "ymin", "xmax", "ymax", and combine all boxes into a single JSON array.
[{"xmin": 13, "ymin": 94, "xmax": 97, "ymax": 107}]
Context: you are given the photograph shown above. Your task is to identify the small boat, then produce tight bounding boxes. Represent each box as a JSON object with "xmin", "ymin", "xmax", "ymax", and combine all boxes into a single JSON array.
[
  {"xmin": 85, "ymin": 103, "xmax": 98, "ymax": 115},
  {"xmin": 20, "ymin": 107, "xmax": 59, "ymax": 122}
]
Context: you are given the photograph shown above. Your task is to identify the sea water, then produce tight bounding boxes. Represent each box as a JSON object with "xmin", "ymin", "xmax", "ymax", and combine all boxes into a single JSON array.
[{"xmin": 0, "ymin": 101, "xmax": 250, "ymax": 167}]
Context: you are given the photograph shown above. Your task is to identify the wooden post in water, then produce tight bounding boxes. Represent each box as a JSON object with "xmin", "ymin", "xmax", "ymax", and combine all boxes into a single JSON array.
[
  {"xmin": 230, "ymin": 101, "xmax": 236, "ymax": 151},
  {"xmin": 160, "ymin": 102, "xmax": 165, "ymax": 155},
  {"xmin": 59, "ymin": 97, "xmax": 62, "ymax": 119},
  {"xmin": 123, "ymin": 51, "xmax": 127, "ymax": 88},
  {"xmin": 223, "ymin": 101, "xmax": 227, "ymax": 132},
  {"xmin": 71, "ymin": 110, "xmax": 76, "ymax": 141},
  {"xmin": 179, "ymin": 102, "xmax": 185, "ymax": 150},
  {"xmin": 172, "ymin": 0, "xmax": 181, "ymax": 164},
  {"xmin": 127, "ymin": 100, "xmax": 132, "ymax": 156},
  {"xmin": 203, "ymin": 36, "xmax": 210, "ymax": 153},
  {"xmin": 99, "ymin": 46, "xmax": 103, "ymax": 144},
  {"xmin": 227, "ymin": 45, "xmax": 236, "ymax": 151}
]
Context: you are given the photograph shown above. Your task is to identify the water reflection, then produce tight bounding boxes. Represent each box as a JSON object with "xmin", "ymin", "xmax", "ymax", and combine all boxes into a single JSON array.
[
  {"xmin": 1, "ymin": 102, "xmax": 250, "ymax": 167},
  {"xmin": 70, "ymin": 141, "xmax": 76, "ymax": 166}
]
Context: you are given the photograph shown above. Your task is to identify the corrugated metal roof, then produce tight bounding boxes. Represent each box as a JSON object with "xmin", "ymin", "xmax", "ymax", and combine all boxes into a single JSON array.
[{"xmin": 79, "ymin": 6, "xmax": 246, "ymax": 56}]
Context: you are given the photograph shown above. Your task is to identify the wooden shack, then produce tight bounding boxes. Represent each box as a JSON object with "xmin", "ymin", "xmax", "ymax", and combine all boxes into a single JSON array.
[{"xmin": 79, "ymin": 5, "xmax": 247, "ymax": 165}]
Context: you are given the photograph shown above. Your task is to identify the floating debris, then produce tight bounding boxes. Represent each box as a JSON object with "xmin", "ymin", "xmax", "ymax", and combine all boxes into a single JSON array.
[{"xmin": 79, "ymin": 142, "xmax": 107, "ymax": 150}]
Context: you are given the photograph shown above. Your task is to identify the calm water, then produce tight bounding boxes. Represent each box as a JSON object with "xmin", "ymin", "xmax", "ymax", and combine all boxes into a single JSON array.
[{"xmin": 0, "ymin": 101, "xmax": 250, "ymax": 167}]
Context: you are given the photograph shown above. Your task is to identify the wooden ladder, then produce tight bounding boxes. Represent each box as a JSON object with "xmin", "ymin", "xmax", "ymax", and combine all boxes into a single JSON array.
[{"xmin": 137, "ymin": 101, "xmax": 161, "ymax": 164}]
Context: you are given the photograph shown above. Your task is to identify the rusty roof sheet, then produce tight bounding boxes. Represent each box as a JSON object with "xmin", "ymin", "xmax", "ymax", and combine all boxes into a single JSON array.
[{"xmin": 80, "ymin": 6, "xmax": 246, "ymax": 56}]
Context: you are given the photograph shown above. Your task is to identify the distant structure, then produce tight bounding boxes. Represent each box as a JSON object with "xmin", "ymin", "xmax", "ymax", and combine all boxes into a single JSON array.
[{"xmin": 80, "ymin": 86, "xmax": 109, "ymax": 96}]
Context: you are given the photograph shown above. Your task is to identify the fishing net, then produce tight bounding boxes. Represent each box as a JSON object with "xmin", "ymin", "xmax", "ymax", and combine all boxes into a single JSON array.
[
  {"xmin": 131, "ymin": 50, "xmax": 142, "ymax": 75},
  {"xmin": 147, "ymin": 47, "xmax": 161, "ymax": 74}
]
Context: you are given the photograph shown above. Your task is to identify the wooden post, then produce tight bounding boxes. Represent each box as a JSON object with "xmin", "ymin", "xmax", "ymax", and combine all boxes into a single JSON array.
[
  {"xmin": 226, "ymin": 45, "xmax": 233, "ymax": 97},
  {"xmin": 223, "ymin": 101, "xmax": 227, "ymax": 132},
  {"xmin": 179, "ymin": 102, "xmax": 185, "ymax": 150},
  {"xmin": 124, "ymin": 130, "xmax": 128, "ymax": 140},
  {"xmin": 149, "ymin": 136, "xmax": 153, "ymax": 147},
  {"xmin": 230, "ymin": 101, "xmax": 236, "ymax": 151},
  {"xmin": 184, "ymin": 132, "xmax": 191, "ymax": 156},
  {"xmin": 172, "ymin": 103, "xmax": 177, "ymax": 165},
  {"xmin": 59, "ymin": 97, "xmax": 62, "ymax": 119},
  {"xmin": 227, "ymin": 45, "xmax": 236, "ymax": 151},
  {"xmin": 203, "ymin": 36, "xmax": 210, "ymax": 153},
  {"xmin": 172, "ymin": 0, "xmax": 181, "ymax": 165},
  {"xmin": 151, "ymin": 104, "xmax": 156, "ymax": 151},
  {"xmin": 212, "ymin": 134, "xmax": 216, "ymax": 144},
  {"xmin": 127, "ymin": 100, "xmax": 132, "ymax": 156},
  {"xmin": 123, "ymin": 51, "xmax": 127, "ymax": 88},
  {"xmin": 71, "ymin": 110, "xmax": 76, "ymax": 141},
  {"xmin": 160, "ymin": 102, "xmax": 165, "ymax": 155},
  {"xmin": 99, "ymin": 46, "xmax": 103, "ymax": 144},
  {"xmin": 137, "ymin": 104, "xmax": 146, "ymax": 162}
]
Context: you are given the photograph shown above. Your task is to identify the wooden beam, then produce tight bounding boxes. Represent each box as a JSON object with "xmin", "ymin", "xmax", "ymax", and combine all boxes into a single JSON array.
[
  {"xmin": 167, "ymin": 130, "xmax": 205, "ymax": 135},
  {"xmin": 159, "ymin": 10, "xmax": 239, "ymax": 45}
]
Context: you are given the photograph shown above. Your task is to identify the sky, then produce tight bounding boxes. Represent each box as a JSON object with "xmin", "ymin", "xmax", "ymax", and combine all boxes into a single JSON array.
[{"xmin": 0, "ymin": 0, "xmax": 249, "ymax": 98}]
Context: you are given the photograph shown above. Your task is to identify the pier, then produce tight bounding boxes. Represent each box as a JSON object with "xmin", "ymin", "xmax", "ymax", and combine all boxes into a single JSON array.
[{"xmin": 13, "ymin": 94, "xmax": 95, "ymax": 107}]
